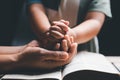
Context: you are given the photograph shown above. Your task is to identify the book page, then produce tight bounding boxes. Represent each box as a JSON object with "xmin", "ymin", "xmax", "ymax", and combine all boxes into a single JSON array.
[
  {"xmin": 107, "ymin": 56, "xmax": 120, "ymax": 73},
  {"xmin": 62, "ymin": 51, "xmax": 120, "ymax": 78},
  {"xmin": 2, "ymin": 69, "xmax": 61, "ymax": 80}
]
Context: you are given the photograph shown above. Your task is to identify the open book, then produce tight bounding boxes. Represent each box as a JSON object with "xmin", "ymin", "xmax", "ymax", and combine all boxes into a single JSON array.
[{"xmin": 2, "ymin": 51, "xmax": 120, "ymax": 80}]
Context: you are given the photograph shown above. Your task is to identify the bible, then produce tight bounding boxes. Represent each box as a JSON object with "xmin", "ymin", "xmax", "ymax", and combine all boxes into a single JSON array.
[{"xmin": 2, "ymin": 51, "xmax": 120, "ymax": 80}]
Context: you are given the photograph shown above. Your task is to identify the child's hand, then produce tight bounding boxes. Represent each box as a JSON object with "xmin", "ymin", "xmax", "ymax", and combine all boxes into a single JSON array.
[
  {"xmin": 61, "ymin": 35, "xmax": 74, "ymax": 52},
  {"xmin": 42, "ymin": 20, "xmax": 76, "ymax": 50},
  {"xmin": 50, "ymin": 20, "xmax": 76, "ymax": 44},
  {"xmin": 54, "ymin": 35, "xmax": 74, "ymax": 52},
  {"xmin": 40, "ymin": 20, "xmax": 69, "ymax": 50},
  {"xmin": 49, "ymin": 20, "xmax": 69, "ymax": 40}
]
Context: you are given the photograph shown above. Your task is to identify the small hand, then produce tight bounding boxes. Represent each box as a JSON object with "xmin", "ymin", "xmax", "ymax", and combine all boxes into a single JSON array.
[
  {"xmin": 49, "ymin": 20, "xmax": 69, "ymax": 40},
  {"xmin": 61, "ymin": 35, "xmax": 74, "ymax": 51},
  {"xmin": 42, "ymin": 20, "xmax": 70, "ymax": 50}
]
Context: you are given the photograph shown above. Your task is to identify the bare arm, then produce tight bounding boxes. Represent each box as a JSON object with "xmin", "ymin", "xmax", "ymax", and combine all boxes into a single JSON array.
[
  {"xmin": 28, "ymin": 3, "xmax": 51, "ymax": 35},
  {"xmin": 71, "ymin": 11, "xmax": 105, "ymax": 44},
  {"xmin": 49, "ymin": 12, "xmax": 105, "ymax": 44},
  {"xmin": 0, "ymin": 40, "xmax": 77, "ymax": 72},
  {"xmin": 0, "ymin": 46, "xmax": 24, "ymax": 72},
  {"xmin": 0, "ymin": 46, "xmax": 24, "ymax": 55},
  {"xmin": 28, "ymin": 3, "xmax": 55, "ymax": 49},
  {"xmin": 73, "ymin": 12, "xmax": 105, "ymax": 43}
]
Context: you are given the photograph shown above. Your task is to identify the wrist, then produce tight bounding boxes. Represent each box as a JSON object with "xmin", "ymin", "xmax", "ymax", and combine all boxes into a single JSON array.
[
  {"xmin": 67, "ymin": 29, "xmax": 76, "ymax": 41},
  {"xmin": 0, "ymin": 46, "xmax": 27, "ymax": 72},
  {"xmin": 10, "ymin": 45, "xmax": 27, "ymax": 70}
]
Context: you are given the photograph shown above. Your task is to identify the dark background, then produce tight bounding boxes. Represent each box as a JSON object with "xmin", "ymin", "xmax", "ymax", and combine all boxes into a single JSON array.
[
  {"xmin": 0, "ymin": 0, "xmax": 23, "ymax": 45},
  {"xmin": 98, "ymin": 0, "xmax": 120, "ymax": 56},
  {"xmin": 0, "ymin": 0, "xmax": 119, "ymax": 56}
]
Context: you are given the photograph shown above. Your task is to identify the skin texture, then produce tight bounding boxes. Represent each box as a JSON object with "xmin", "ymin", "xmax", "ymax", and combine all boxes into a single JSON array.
[
  {"xmin": 0, "ymin": 38, "xmax": 77, "ymax": 73},
  {"xmin": 0, "ymin": 1, "xmax": 105, "ymax": 73},
  {"xmin": 26, "ymin": 3, "xmax": 106, "ymax": 72},
  {"xmin": 5, "ymin": 2, "xmax": 104, "ymax": 74},
  {"xmin": 28, "ymin": 3, "xmax": 105, "ymax": 45}
]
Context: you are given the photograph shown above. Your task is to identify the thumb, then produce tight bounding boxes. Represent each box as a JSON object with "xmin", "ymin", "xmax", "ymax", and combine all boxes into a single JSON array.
[
  {"xmin": 27, "ymin": 40, "xmax": 39, "ymax": 47},
  {"xmin": 60, "ymin": 19, "xmax": 69, "ymax": 26},
  {"xmin": 68, "ymin": 43, "xmax": 78, "ymax": 59}
]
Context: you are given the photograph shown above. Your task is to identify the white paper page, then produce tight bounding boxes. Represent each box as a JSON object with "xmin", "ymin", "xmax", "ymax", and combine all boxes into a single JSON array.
[
  {"xmin": 107, "ymin": 56, "xmax": 120, "ymax": 72},
  {"xmin": 62, "ymin": 51, "xmax": 120, "ymax": 77},
  {"xmin": 2, "ymin": 70, "xmax": 61, "ymax": 80}
]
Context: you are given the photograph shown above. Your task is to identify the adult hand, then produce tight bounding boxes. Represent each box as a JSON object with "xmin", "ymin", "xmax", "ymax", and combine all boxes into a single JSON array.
[
  {"xmin": 52, "ymin": 40, "xmax": 77, "ymax": 68},
  {"xmin": 14, "ymin": 40, "xmax": 68, "ymax": 69},
  {"xmin": 43, "ymin": 34, "xmax": 77, "ymax": 68},
  {"xmin": 14, "ymin": 39, "xmax": 77, "ymax": 69}
]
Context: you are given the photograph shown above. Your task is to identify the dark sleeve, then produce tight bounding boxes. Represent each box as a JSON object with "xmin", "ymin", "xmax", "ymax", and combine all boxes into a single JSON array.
[
  {"xmin": 26, "ymin": 0, "xmax": 42, "ymax": 6},
  {"xmin": 88, "ymin": 0, "xmax": 112, "ymax": 18}
]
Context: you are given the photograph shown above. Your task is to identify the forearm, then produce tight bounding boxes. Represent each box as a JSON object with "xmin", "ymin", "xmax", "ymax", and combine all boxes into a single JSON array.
[
  {"xmin": 0, "ymin": 46, "xmax": 24, "ymax": 55},
  {"xmin": 28, "ymin": 4, "xmax": 51, "ymax": 35},
  {"xmin": 0, "ymin": 46, "xmax": 25, "ymax": 72},
  {"xmin": 71, "ymin": 12, "xmax": 105, "ymax": 44},
  {"xmin": 72, "ymin": 19, "xmax": 102, "ymax": 44},
  {"xmin": 0, "ymin": 54, "xmax": 17, "ymax": 72}
]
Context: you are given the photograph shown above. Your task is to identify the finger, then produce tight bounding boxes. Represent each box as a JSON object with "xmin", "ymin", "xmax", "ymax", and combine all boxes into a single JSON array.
[
  {"xmin": 68, "ymin": 43, "xmax": 78, "ymax": 60},
  {"xmin": 52, "ymin": 21, "xmax": 69, "ymax": 32},
  {"xmin": 64, "ymin": 35, "xmax": 71, "ymax": 48},
  {"xmin": 42, "ymin": 43, "xmax": 77, "ymax": 68},
  {"xmin": 70, "ymin": 36, "xmax": 74, "ymax": 43},
  {"xmin": 61, "ymin": 39, "xmax": 68, "ymax": 51},
  {"xmin": 50, "ymin": 30, "xmax": 64, "ymax": 39},
  {"xmin": 46, "ymin": 32, "xmax": 56, "ymax": 41},
  {"xmin": 27, "ymin": 40, "xmax": 39, "ymax": 47},
  {"xmin": 39, "ymin": 48, "xmax": 68, "ymax": 61},
  {"xmin": 41, "ymin": 50, "xmax": 69, "ymax": 61},
  {"xmin": 54, "ymin": 43, "xmax": 60, "ymax": 50},
  {"xmin": 60, "ymin": 19, "xmax": 69, "ymax": 26},
  {"xmin": 45, "ymin": 31, "xmax": 50, "ymax": 36},
  {"xmin": 50, "ymin": 25, "xmax": 66, "ymax": 34}
]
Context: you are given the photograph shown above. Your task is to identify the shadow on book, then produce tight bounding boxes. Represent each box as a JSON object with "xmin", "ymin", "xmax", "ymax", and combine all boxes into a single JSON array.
[{"xmin": 63, "ymin": 70, "xmax": 120, "ymax": 80}]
